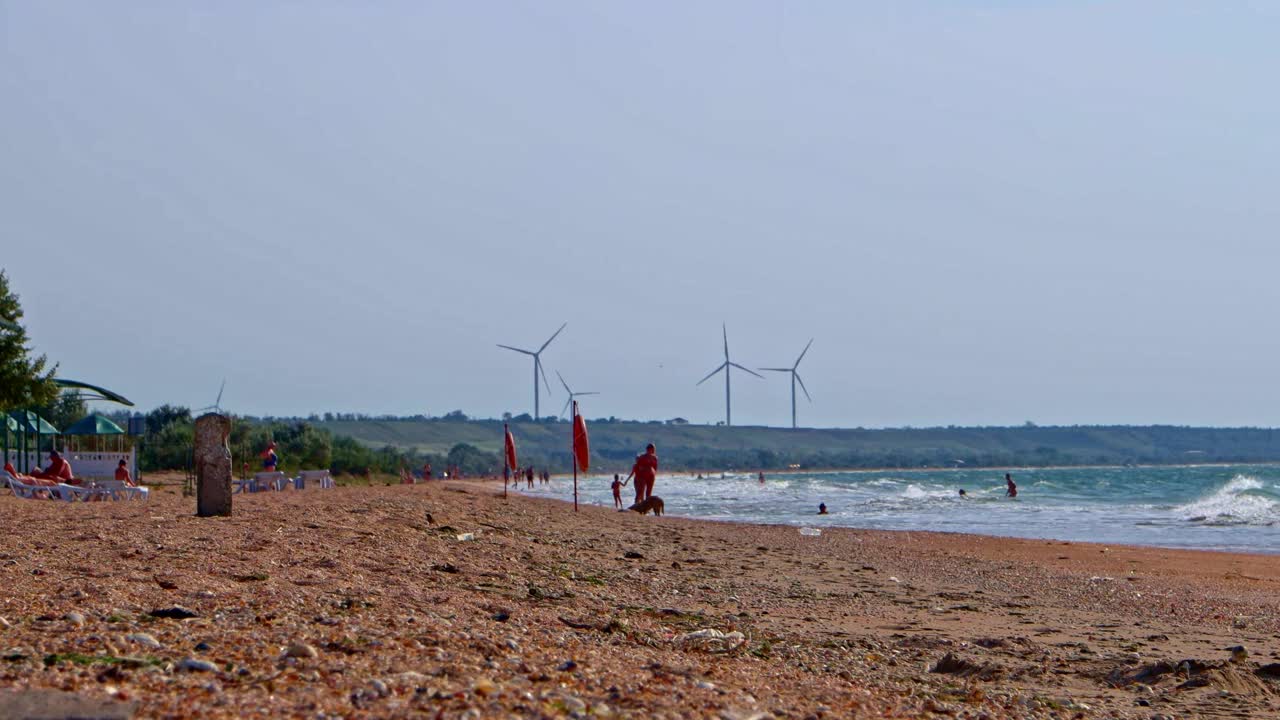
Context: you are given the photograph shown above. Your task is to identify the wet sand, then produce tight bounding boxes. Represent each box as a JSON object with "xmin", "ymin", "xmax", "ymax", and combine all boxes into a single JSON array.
[{"xmin": 1, "ymin": 478, "xmax": 1278, "ymax": 718}]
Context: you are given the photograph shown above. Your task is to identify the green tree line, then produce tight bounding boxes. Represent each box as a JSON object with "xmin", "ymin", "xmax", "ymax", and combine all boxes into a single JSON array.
[{"xmin": 110, "ymin": 406, "xmax": 504, "ymax": 477}]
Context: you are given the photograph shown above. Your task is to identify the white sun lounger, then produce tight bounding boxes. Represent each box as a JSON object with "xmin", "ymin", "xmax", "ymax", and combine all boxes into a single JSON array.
[
  {"xmin": 255, "ymin": 471, "xmax": 292, "ymax": 491},
  {"xmin": 6, "ymin": 473, "xmax": 44, "ymax": 499},
  {"xmin": 94, "ymin": 479, "xmax": 150, "ymax": 501},
  {"xmin": 295, "ymin": 469, "xmax": 334, "ymax": 489},
  {"xmin": 52, "ymin": 483, "xmax": 104, "ymax": 502}
]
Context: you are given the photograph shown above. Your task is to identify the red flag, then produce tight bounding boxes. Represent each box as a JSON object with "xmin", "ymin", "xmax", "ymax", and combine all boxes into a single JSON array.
[
  {"xmin": 573, "ymin": 411, "xmax": 589, "ymax": 472},
  {"xmin": 504, "ymin": 425, "xmax": 518, "ymax": 471}
]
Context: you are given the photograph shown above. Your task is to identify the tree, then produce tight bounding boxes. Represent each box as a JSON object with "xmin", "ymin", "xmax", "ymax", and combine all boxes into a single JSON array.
[
  {"xmin": 146, "ymin": 405, "xmax": 192, "ymax": 435},
  {"xmin": 34, "ymin": 392, "xmax": 87, "ymax": 430},
  {"xmin": 0, "ymin": 270, "xmax": 58, "ymax": 412}
]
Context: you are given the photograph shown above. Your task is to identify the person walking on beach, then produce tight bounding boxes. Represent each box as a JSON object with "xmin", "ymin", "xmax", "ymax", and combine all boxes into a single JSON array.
[
  {"xmin": 611, "ymin": 473, "xmax": 625, "ymax": 509},
  {"xmin": 626, "ymin": 443, "xmax": 659, "ymax": 503},
  {"xmin": 1005, "ymin": 473, "xmax": 1017, "ymax": 498}
]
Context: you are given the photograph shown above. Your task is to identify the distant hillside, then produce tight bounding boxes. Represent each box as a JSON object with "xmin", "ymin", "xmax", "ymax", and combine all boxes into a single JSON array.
[{"xmin": 316, "ymin": 419, "xmax": 1280, "ymax": 472}]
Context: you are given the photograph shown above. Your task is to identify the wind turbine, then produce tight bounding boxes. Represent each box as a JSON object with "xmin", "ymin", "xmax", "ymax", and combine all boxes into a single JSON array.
[
  {"xmin": 197, "ymin": 379, "xmax": 226, "ymax": 415},
  {"xmin": 557, "ymin": 371, "xmax": 599, "ymax": 419},
  {"xmin": 498, "ymin": 322, "xmax": 567, "ymax": 420},
  {"xmin": 760, "ymin": 339, "xmax": 814, "ymax": 429},
  {"xmin": 696, "ymin": 324, "xmax": 762, "ymax": 427}
]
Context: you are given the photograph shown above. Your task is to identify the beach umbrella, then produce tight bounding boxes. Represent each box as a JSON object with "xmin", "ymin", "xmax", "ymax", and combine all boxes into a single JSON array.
[
  {"xmin": 503, "ymin": 423, "xmax": 518, "ymax": 498},
  {"xmin": 572, "ymin": 401, "xmax": 590, "ymax": 512}
]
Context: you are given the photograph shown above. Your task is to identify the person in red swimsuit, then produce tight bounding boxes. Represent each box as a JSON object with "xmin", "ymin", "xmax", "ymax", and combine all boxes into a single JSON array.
[{"xmin": 626, "ymin": 443, "xmax": 658, "ymax": 503}]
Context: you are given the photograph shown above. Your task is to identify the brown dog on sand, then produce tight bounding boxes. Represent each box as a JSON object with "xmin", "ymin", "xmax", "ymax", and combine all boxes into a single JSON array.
[{"xmin": 628, "ymin": 496, "xmax": 664, "ymax": 516}]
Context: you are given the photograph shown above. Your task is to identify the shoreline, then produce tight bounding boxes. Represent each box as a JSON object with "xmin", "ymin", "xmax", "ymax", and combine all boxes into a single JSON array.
[
  {"xmin": 3, "ymin": 482, "xmax": 1278, "ymax": 717},
  {"xmin": 489, "ymin": 476, "xmax": 1280, "ymax": 560},
  {"xmin": 496, "ymin": 471, "xmax": 1280, "ymax": 558}
]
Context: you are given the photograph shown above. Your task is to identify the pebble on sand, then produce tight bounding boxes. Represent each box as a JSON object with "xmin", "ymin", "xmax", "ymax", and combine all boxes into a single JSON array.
[
  {"xmin": 285, "ymin": 642, "xmax": 319, "ymax": 659},
  {"xmin": 127, "ymin": 633, "xmax": 162, "ymax": 649},
  {"xmin": 177, "ymin": 658, "xmax": 218, "ymax": 673}
]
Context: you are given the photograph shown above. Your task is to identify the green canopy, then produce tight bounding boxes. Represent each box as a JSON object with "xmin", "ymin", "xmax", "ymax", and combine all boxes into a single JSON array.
[
  {"xmin": 8, "ymin": 410, "xmax": 59, "ymax": 435},
  {"xmin": 62, "ymin": 414, "xmax": 125, "ymax": 436}
]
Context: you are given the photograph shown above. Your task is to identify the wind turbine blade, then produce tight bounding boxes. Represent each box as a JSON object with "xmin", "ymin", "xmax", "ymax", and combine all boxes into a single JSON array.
[
  {"xmin": 794, "ymin": 338, "xmax": 814, "ymax": 369},
  {"xmin": 722, "ymin": 323, "xmax": 729, "ymax": 360},
  {"xmin": 538, "ymin": 358, "xmax": 552, "ymax": 395},
  {"xmin": 539, "ymin": 322, "xmax": 568, "ymax": 353},
  {"xmin": 561, "ymin": 397, "xmax": 571, "ymax": 418},
  {"xmin": 497, "ymin": 344, "xmax": 534, "ymax": 355},
  {"xmin": 759, "ymin": 367, "xmax": 792, "ymax": 372},
  {"xmin": 697, "ymin": 362, "xmax": 728, "ymax": 386},
  {"xmin": 729, "ymin": 362, "xmax": 764, "ymax": 379},
  {"xmin": 795, "ymin": 372, "xmax": 812, "ymax": 402},
  {"xmin": 577, "ymin": 391, "xmax": 600, "ymax": 396},
  {"xmin": 556, "ymin": 370, "xmax": 571, "ymax": 394},
  {"xmin": 215, "ymin": 379, "xmax": 225, "ymax": 407}
]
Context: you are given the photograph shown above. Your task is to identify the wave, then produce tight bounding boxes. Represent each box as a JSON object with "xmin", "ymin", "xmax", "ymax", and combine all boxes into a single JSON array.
[{"xmin": 1175, "ymin": 475, "xmax": 1280, "ymax": 526}]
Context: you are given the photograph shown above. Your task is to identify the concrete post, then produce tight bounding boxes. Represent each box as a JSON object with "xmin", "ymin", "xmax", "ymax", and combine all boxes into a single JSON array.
[{"xmin": 194, "ymin": 413, "xmax": 233, "ymax": 517}]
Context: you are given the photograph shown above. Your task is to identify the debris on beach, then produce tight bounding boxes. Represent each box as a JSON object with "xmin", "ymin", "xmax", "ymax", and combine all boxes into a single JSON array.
[{"xmin": 672, "ymin": 628, "xmax": 747, "ymax": 653}]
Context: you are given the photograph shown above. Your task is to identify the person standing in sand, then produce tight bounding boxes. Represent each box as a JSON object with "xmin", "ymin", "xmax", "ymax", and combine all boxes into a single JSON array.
[
  {"xmin": 611, "ymin": 473, "xmax": 625, "ymax": 509},
  {"xmin": 1005, "ymin": 473, "xmax": 1017, "ymax": 498},
  {"xmin": 625, "ymin": 443, "xmax": 659, "ymax": 504},
  {"xmin": 261, "ymin": 442, "xmax": 279, "ymax": 472}
]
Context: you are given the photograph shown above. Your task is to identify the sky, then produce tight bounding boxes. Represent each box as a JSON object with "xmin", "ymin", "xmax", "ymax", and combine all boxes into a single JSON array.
[{"xmin": 4, "ymin": 2, "xmax": 1280, "ymax": 428}]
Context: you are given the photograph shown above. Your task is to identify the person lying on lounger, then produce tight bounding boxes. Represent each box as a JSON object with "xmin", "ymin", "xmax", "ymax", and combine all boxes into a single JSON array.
[{"xmin": 6, "ymin": 459, "xmax": 58, "ymax": 486}]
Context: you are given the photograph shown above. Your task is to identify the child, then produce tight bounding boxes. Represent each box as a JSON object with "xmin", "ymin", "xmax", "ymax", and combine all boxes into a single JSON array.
[{"xmin": 611, "ymin": 473, "xmax": 626, "ymax": 509}]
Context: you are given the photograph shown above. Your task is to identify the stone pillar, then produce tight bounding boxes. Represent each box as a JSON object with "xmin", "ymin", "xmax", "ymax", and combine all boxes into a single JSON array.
[{"xmin": 194, "ymin": 413, "xmax": 233, "ymax": 517}]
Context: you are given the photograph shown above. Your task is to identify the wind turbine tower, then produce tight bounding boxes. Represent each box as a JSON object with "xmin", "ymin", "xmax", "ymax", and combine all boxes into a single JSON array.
[
  {"xmin": 498, "ymin": 323, "xmax": 566, "ymax": 420},
  {"xmin": 557, "ymin": 371, "xmax": 600, "ymax": 419},
  {"xmin": 761, "ymin": 339, "xmax": 814, "ymax": 429},
  {"xmin": 696, "ymin": 324, "xmax": 762, "ymax": 427}
]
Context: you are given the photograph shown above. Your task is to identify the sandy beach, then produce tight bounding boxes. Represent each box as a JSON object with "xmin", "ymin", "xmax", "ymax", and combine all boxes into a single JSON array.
[{"xmin": 1, "ymin": 479, "xmax": 1279, "ymax": 719}]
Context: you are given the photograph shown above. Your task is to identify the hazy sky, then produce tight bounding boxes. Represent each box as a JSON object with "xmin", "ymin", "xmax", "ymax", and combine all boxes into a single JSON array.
[{"xmin": 4, "ymin": 2, "xmax": 1280, "ymax": 428}]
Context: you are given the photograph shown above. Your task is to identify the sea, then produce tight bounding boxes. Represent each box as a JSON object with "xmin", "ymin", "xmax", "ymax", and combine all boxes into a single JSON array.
[{"xmin": 537, "ymin": 465, "xmax": 1280, "ymax": 554}]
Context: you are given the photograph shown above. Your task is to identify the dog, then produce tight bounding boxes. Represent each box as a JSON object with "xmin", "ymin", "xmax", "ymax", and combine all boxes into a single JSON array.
[{"xmin": 627, "ymin": 496, "xmax": 664, "ymax": 516}]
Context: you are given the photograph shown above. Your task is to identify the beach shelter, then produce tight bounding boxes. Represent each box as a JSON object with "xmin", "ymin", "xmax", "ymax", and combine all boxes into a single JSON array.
[
  {"xmin": 2, "ymin": 414, "xmax": 16, "ymax": 471},
  {"xmin": 7, "ymin": 410, "xmax": 60, "ymax": 474},
  {"xmin": 63, "ymin": 414, "xmax": 127, "ymax": 452}
]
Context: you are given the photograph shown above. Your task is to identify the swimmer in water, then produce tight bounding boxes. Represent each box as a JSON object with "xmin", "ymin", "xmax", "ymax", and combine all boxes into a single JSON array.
[
  {"xmin": 958, "ymin": 488, "xmax": 967, "ymax": 497},
  {"xmin": 1005, "ymin": 473, "xmax": 1017, "ymax": 498},
  {"xmin": 818, "ymin": 502, "xmax": 829, "ymax": 515}
]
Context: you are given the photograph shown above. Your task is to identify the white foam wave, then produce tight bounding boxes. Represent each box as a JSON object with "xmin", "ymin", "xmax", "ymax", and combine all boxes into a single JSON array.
[{"xmin": 1175, "ymin": 475, "xmax": 1279, "ymax": 526}]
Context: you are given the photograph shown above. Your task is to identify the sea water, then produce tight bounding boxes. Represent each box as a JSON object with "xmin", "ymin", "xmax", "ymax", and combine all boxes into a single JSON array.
[{"xmin": 545, "ymin": 465, "xmax": 1280, "ymax": 554}]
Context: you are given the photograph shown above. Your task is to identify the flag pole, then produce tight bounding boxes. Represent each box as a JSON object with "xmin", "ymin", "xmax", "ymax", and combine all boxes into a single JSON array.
[
  {"xmin": 503, "ymin": 423, "xmax": 510, "ymax": 499},
  {"xmin": 572, "ymin": 401, "xmax": 579, "ymax": 512}
]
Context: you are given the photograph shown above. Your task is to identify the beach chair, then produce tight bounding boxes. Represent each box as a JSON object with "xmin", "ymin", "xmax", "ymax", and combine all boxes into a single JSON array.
[
  {"xmin": 6, "ymin": 474, "xmax": 43, "ymax": 499},
  {"xmin": 254, "ymin": 471, "xmax": 292, "ymax": 491},
  {"xmin": 296, "ymin": 469, "xmax": 333, "ymax": 490},
  {"xmin": 95, "ymin": 479, "xmax": 150, "ymax": 501},
  {"xmin": 51, "ymin": 483, "xmax": 104, "ymax": 502}
]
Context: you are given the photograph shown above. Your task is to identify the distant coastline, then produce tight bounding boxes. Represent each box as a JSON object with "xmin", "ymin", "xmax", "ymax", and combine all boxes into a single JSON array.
[{"xmin": 309, "ymin": 416, "xmax": 1280, "ymax": 473}]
